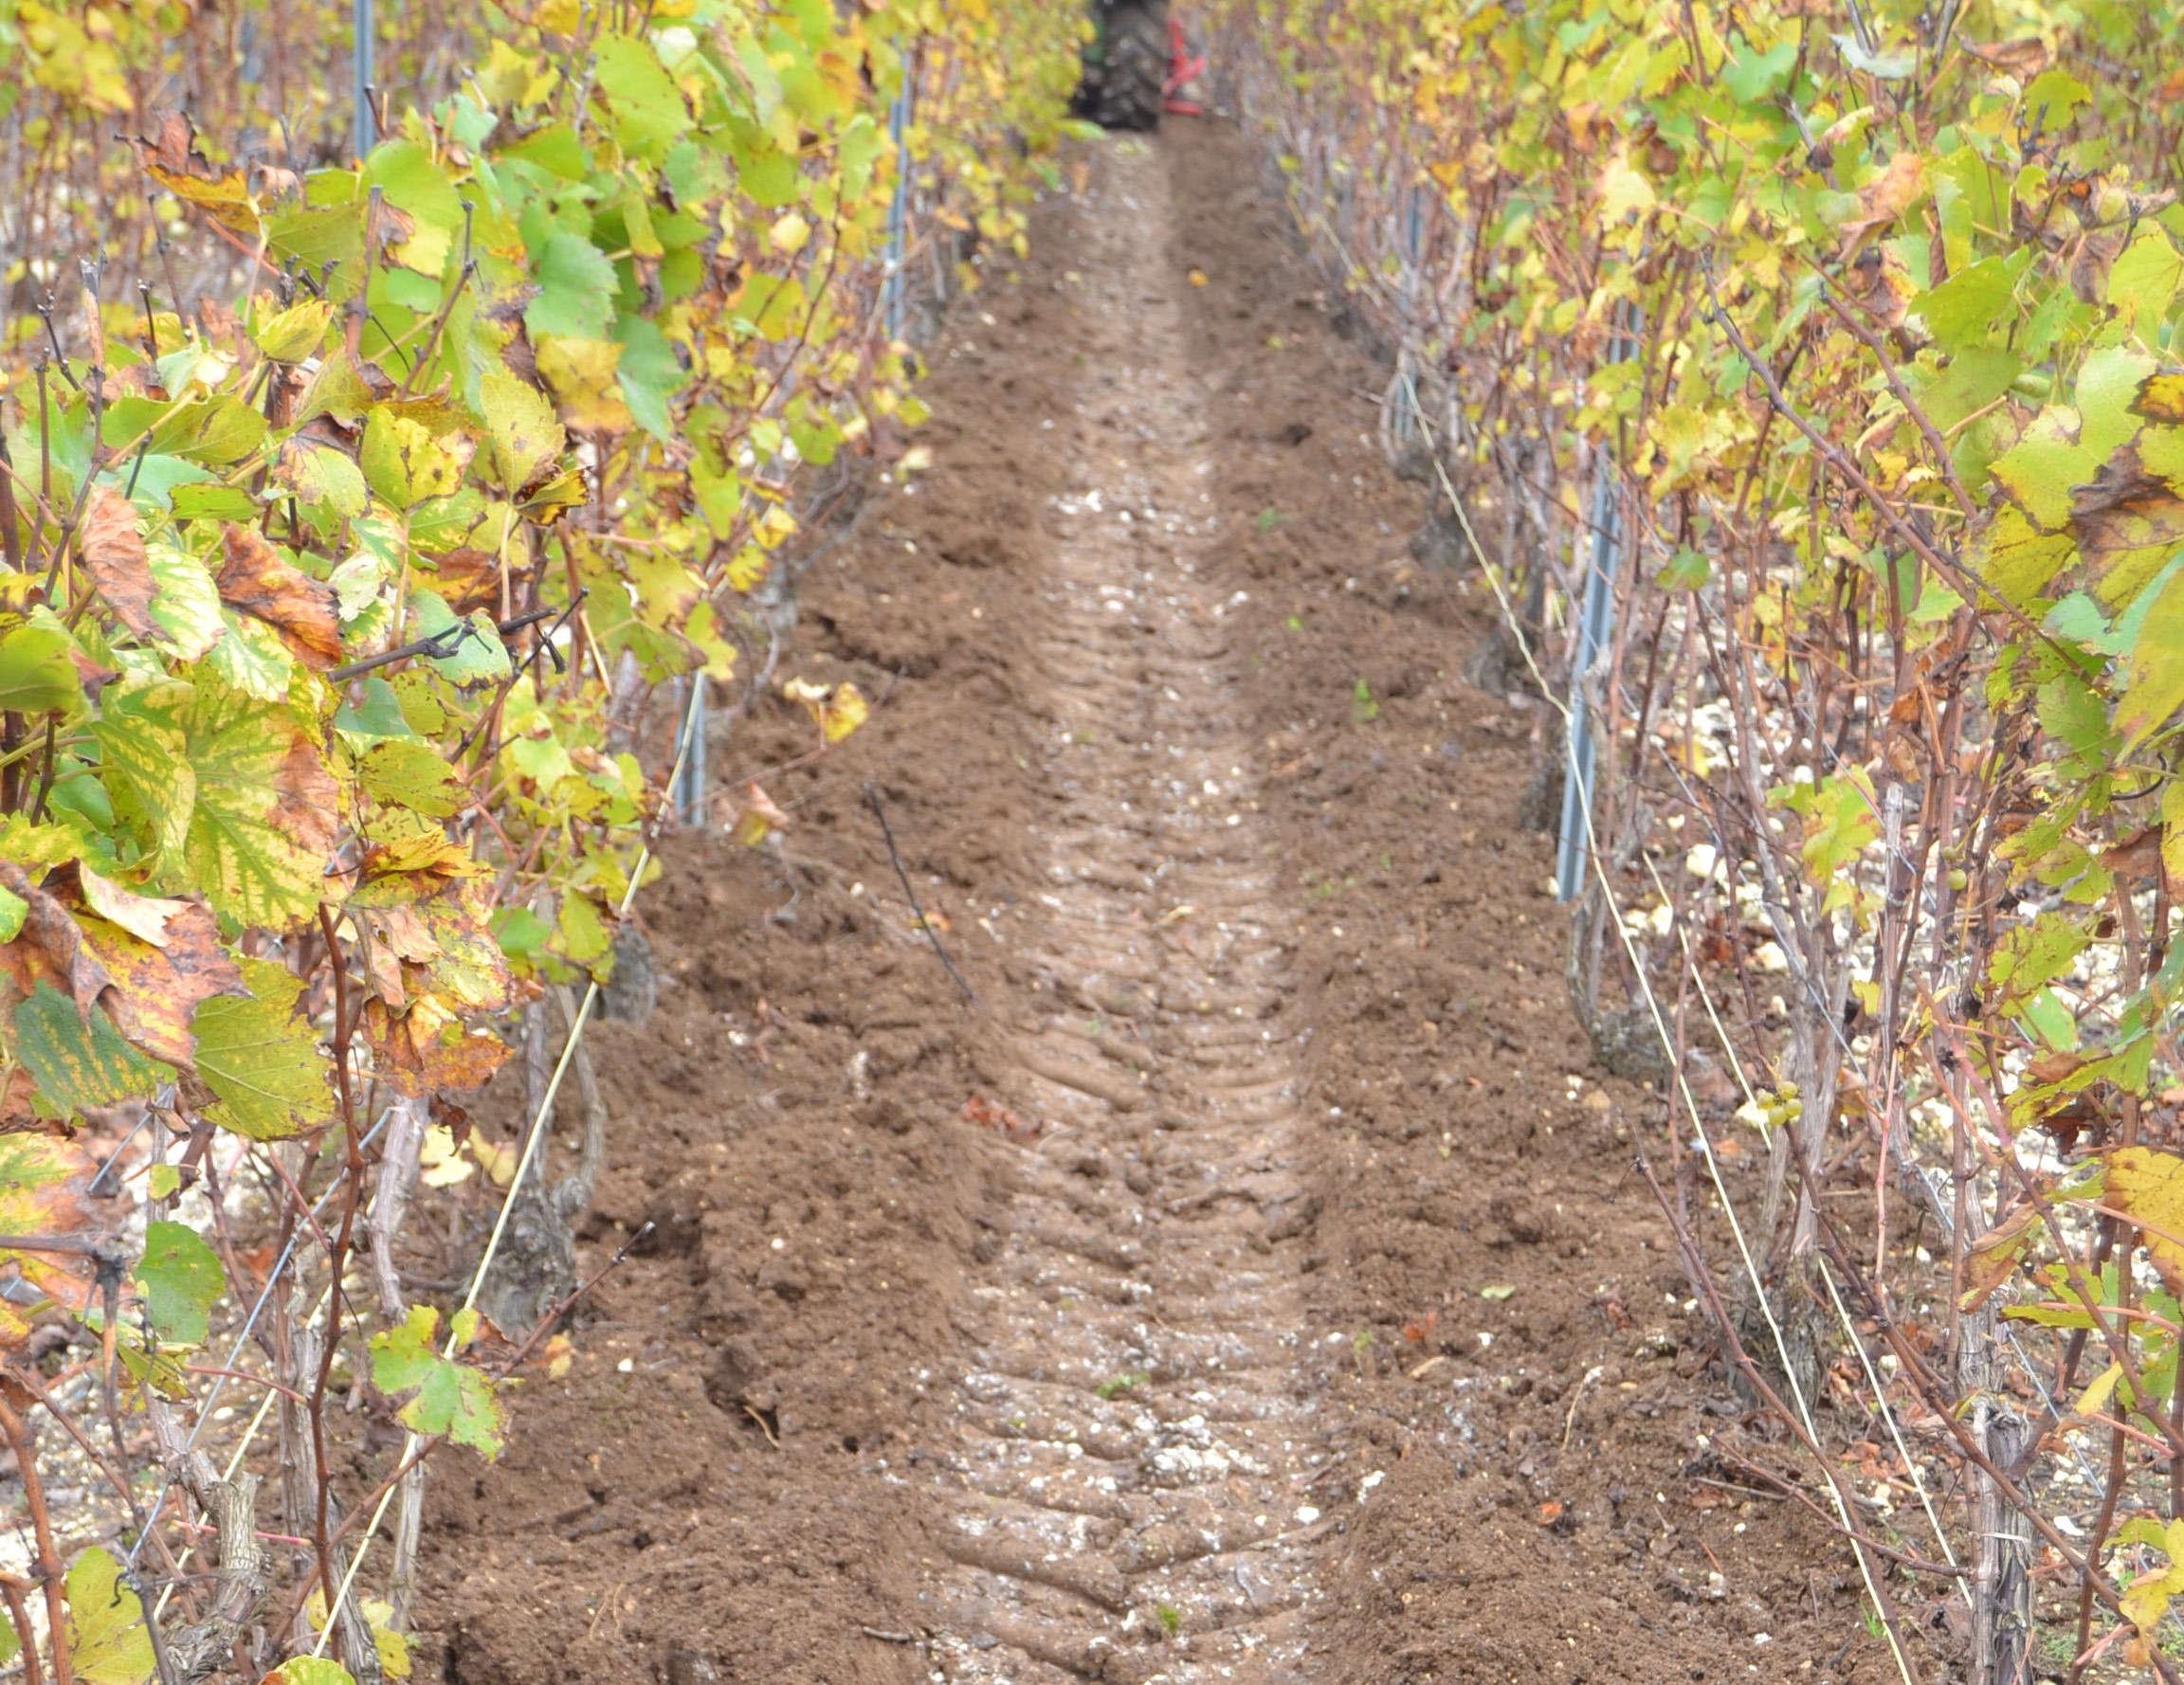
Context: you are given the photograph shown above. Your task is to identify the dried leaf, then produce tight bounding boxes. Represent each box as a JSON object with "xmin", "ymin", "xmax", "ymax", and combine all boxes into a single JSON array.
[
  {"xmin": 0, "ymin": 1134, "xmax": 100, "ymax": 1327},
  {"xmin": 2071, "ymin": 446, "xmax": 2184, "ymax": 596},
  {"xmin": 130, "ymin": 113, "xmax": 261, "ymax": 236},
  {"xmin": 1837, "ymin": 151, "xmax": 1925, "ymax": 257},
  {"xmin": 78, "ymin": 488, "xmax": 157, "ymax": 642},
  {"xmin": 217, "ymin": 526, "xmax": 342, "ymax": 670},
  {"xmin": 1961, "ymin": 38, "xmax": 2049, "ymax": 77},
  {"xmin": 0, "ymin": 862, "xmax": 114, "ymax": 1021},
  {"xmin": 363, "ymin": 992, "xmax": 512, "ymax": 1096},
  {"xmin": 68, "ymin": 872, "xmax": 244, "ymax": 1070},
  {"xmin": 1958, "ymin": 1205, "xmax": 2040, "ymax": 1311},
  {"xmin": 77, "ymin": 869, "xmax": 191, "ymax": 950},
  {"xmin": 426, "ymin": 548, "xmax": 505, "ymax": 617},
  {"xmin": 732, "ymin": 781, "xmax": 792, "ymax": 845}
]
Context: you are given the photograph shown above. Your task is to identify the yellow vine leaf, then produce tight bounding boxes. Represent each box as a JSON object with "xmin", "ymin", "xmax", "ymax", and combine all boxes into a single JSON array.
[
  {"xmin": 2075, "ymin": 1361, "xmax": 2122, "ymax": 1421},
  {"xmin": 783, "ymin": 678, "xmax": 870, "ymax": 744},
  {"xmin": 1958, "ymin": 1205, "xmax": 2039, "ymax": 1313},
  {"xmin": 2105, "ymin": 1147, "xmax": 2184, "ymax": 1285}
]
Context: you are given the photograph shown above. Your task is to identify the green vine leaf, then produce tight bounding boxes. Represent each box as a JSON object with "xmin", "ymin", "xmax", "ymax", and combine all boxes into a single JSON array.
[
  {"xmin": 525, "ymin": 231, "xmax": 618, "ymax": 341},
  {"xmin": 11, "ymin": 983, "xmax": 165, "ymax": 1113},
  {"xmin": 191, "ymin": 956, "xmax": 333, "ymax": 1140},
  {"xmin": 136, "ymin": 1219, "xmax": 224, "ymax": 1346},
  {"xmin": 64, "ymin": 1546, "xmax": 155, "ymax": 1685},
  {"xmin": 0, "ymin": 626, "xmax": 84, "ymax": 716},
  {"xmin": 371, "ymin": 1305, "xmax": 506, "ymax": 1459}
]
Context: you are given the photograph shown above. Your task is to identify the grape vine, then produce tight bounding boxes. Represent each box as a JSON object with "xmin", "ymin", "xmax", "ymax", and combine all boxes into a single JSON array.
[
  {"xmin": 1202, "ymin": 0, "xmax": 2184, "ymax": 1675},
  {"xmin": 0, "ymin": 1, "xmax": 1081, "ymax": 1677}
]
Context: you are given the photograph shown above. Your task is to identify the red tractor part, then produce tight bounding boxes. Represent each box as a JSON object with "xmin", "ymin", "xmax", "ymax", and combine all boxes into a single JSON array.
[{"xmin": 1165, "ymin": 17, "xmax": 1207, "ymax": 116}]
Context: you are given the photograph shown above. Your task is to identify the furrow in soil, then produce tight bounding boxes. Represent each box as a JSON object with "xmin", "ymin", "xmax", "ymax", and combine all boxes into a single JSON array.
[{"xmin": 916, "ymin": 144, "xmax": 1324, "ymax": 1685}]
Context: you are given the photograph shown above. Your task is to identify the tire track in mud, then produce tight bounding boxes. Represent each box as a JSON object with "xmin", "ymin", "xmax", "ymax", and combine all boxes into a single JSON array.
[{"xmin": 914, "ymin": 142, "xmax": 1328, "ymax": 1684}]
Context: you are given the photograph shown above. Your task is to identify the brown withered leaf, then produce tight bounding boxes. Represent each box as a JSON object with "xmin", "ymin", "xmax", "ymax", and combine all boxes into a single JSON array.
[
  {"xmin": 2032, "ymin": 1092, "xmax": 2103, "ymax": 1151},
  {"xmin": 962, "ymin": 1093, "xmax": 1039, "ymax": 1143},
  {"xmin": 357, "ymin": 942, "xmax": 406, "ymax": 1012},
  {"xmin": 730, "ymin": 782, "xmax": 793, "ymax": 846},
  {"xmin": 1841, "ymin": 245, "xmax": 1914, "ymax": 331},
  {"xmin": 0, "ymin": 1133, "xmax": 103, "ymax": 1342},
  {"xmin": 217, "ymin": 526, "xmax": 342, "ymax": 670},
  {"xmin": 427, "ymin": 548, "xmax": 506, "ymax": 618},
  {"xmin": 2106, "ymin": 825, "xmax": 2166, "ymax": 887},
  {"xmin": 349, "ymin": 818, "xmax": 486, "ymax": 905},
  {"xmin": 1961, "ymin": 38, "xmax": 2050, "ymax": 78},
  {"xmin": 2070, "ymin": 230, "xmax": 2123, "ymax": 307},
  {"xmin": 2071, "ymin": 446, "xmax": 2184, "ymax": 595},
  {"xmin": 272, "ymin": 731, "xmax": 341, "ymax": 865},
  {"xmin": 363, "ymin": 993, "xmax": 511, "ymax": 1096},
  {"xmin": 355, "ymin": 904, "xmax": 442, "ymax": 1013},
  {"xmin": 2025, "ymin": 1050, "xmax": 2086, "ymax": 1086},
  {"xmin": 73, "ymin": 910, "xmax": 241, "ymax": 1070},
  {"xmin": 0, "ymin": 863, "xmax": 114, "ymax": 1023},
  {"xmin": 428, "ymin": 1092, "xmax": 472, "ymax": 1146},
  {"xmin": 134, "ymin": 111, "xmax": 201, "ymax": 177},
  {"xmin": 1837, "ymin": 151, "xmax": 1926, "ymax": 259},
  {"xmin": 56, "ymin": 866, "xmax": 242, "ymax": 1070},
  {"xmin": 0, "ymin": 1066, "xmax": 38, "ymax": 1131},
  {"xmin": 79, "ymin": 487, "xmax": 158, "ymax": 641},
  {"xmin": 130, "ymin": 114, "xmax": 260, "ymax": 237},
  {"xmin": 1958, "ymin": 1204, "xmax": 2040, "ymax": 1312},
  {"xmin": 0, "ymin": 864, "xmax": 242, "ymax": 1073}
]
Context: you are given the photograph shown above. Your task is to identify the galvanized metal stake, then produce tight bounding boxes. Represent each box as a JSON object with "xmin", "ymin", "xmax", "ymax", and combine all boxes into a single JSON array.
[
  {"xmin": 1554, "ymin": 463, "xmax": 1620, "ymax": 902},
  {"xmin": 1392, "ymin": 181, "xmax": 1425, "ymax": 446},
  {"xmin": 673, "ymin": 678, "xmax": 708, "ymax": 828},
  {"xmin": 1554, "ymin": 314, "xmax": 1639, "ymax": 903},
  {"xmin": 354, "ymin": 0, "xmax": 376, "ymax": 159},
  {"xmin": 883, "ymin": 63, "xmax": 915, "ymax": 342}
]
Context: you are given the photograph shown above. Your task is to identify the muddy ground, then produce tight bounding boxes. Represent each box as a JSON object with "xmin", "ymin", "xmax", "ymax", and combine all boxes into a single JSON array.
[{"xmin": 411, "ymin": 123, "xmax": 1900, "ymax": 1685}]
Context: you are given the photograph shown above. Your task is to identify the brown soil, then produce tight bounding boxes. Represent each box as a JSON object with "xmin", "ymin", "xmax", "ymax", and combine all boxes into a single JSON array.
[{"xmin": 413, "ymin": 123, "xmax": 1894, "ymax": 1685}]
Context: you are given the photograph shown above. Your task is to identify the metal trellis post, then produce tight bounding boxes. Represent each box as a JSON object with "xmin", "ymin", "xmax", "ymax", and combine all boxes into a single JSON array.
[
  {"xmin": 1554, "ymin": 314, "xmax": 1638, "ymax": 904},
  {"xmin": 673, "ymin": 678, "xmax": 708, "ymax": 828},
  {"xmin": 354, "ymin": 0, "xmax": 376, "ymax": 160},
  {"xmin": 883, "ymin": 63, "xmax": 916, "ymax": 342},
  {"xmin": 1554, "ymin": 464, "xmax": 1620, "ymax": 902},
  {"xmin": 1393, "ymin": 180, "xmax": 1424, "ymax": 446}
]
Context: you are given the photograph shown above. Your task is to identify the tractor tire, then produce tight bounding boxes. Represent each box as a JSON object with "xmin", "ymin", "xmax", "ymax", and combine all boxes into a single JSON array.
[{"xmin": 1089, "ymin": 1, "xmax": 1167, "ymax": 132}]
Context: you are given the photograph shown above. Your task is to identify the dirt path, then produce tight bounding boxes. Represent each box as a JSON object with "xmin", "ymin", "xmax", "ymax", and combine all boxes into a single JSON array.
[
  {"xmin": 919, "ymin": 143, "xmax": 1321, "ymax": 1682},
  {"xmin": 414, "ymin": 126, "xmax": 1875, "ymax": 1685}
]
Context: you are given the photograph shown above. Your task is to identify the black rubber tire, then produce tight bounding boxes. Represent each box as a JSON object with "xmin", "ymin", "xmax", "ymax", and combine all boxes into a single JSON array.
[{"xmin": 1090, "ymin": 1, "xmax": 1167, "ymax": 132}]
